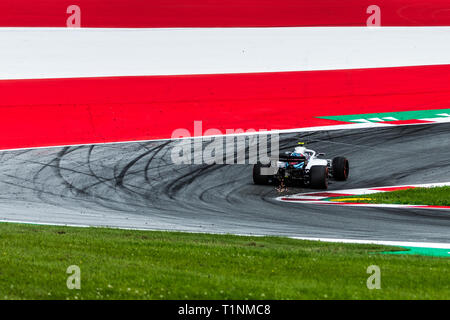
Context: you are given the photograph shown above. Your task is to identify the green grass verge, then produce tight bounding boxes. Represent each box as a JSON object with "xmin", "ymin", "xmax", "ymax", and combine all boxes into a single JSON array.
[
  {"xmin": 0, "ymin": 222, "xmax": 448, "ymax": 300},
  {"xmin": 332, "ymin": 186, "xmax": 450, "ymax": 206}
]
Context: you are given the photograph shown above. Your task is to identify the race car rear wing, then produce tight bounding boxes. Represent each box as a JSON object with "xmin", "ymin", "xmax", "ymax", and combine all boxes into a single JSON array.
[{"xmin": 270, "ymin": 154, "xmax": 307, "ymax": 162}]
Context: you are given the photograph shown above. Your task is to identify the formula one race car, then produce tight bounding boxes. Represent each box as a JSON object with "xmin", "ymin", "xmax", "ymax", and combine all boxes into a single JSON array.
[{"xmin": 253, "ymin": 142, "xmax": 349, "ymax": 189}]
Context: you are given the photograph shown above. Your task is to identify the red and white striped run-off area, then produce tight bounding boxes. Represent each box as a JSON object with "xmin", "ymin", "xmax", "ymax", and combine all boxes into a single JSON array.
[{"xmin": 1, "ymin": 1, "xmax": 450, "ymax": 150}]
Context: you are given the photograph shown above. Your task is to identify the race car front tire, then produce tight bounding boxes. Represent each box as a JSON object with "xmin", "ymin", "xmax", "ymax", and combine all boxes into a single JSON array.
[
  {"xmin": 332, "ymin": 157, "xmax": 349, "ymax": 181},
  {"xmin": 253, "ymin": 162, "xmax": 272, "ymax": 185},
  {"xmin": 309, "ymin": 166, "xmax": 328, "ymax": 189}
]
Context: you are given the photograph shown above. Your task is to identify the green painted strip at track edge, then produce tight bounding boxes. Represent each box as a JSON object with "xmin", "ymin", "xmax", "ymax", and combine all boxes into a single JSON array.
[
  {"xmin": 380, "ymin": 246, "xmax": 450, "ymax": 258},
  {"xmin": 318, "ymin": 109, "xmax": 450, "ymax": 122}
]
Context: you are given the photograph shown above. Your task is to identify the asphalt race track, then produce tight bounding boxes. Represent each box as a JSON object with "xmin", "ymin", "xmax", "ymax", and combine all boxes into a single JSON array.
[{"xmin": 0, "ymin": 123, "xmax": 449, "ymax": 243}]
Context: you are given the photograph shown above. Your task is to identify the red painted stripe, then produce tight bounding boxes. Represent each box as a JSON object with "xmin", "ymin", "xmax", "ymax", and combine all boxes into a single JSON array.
[
  {"xmin": 1, "ymin": 64, "xmax": 450, "ymax": 150},
  {"xmin": 330, "ymin": 203, "xmax": 367, "ymax": 205},
  {"xmin": 415, "ymin": 205, "xmax": 450, "ymax": 209},
  {"xmin": 371, "ymin": 186, "xmax": 416, "ymax": 191},
  {"xmin": 303, "ymin": 193, "xmax": 355, "ymax": 198},
  {"xmin": 280, "ymin": 198, "xmax": 318, "ymax": 202},
  {"xmin": 1, "ymin": 1, "xmax": 450, "ymax": 27},
  {"xmin": 389, "ymin": 119, "xmax": 434, "ymax": 125}
]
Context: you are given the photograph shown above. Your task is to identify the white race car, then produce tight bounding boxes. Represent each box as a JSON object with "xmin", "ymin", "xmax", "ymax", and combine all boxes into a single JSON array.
[{"xmin": 253, "ymin": 142, "xmax": 349, "ymax": 189}]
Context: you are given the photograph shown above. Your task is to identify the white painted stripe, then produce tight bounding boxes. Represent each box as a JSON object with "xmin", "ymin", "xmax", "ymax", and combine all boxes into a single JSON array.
[
  {"xmin": 289, "ymin": 236, "xmax": 450, "ymax": 249},
  {"xmin": 1, "ymin": 219, "xmax": 448, "ymax": 249},
  {"xmin": 421, "ymin": 117, "xmax": 450, "ymax": 123},
  {"xmin": 1, "ymin": 27, "xmax": 450, "ymax": 80},
  {"xmin": 351, "ymin": 119, "xmax": 373, "ymax": 123}
]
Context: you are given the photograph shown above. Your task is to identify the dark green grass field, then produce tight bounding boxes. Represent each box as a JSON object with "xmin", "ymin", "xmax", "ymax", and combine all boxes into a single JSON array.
[
  {"xmin": 0, "ymin": 222, "xmax": 448, "ymax": 300},
  {"xmin": 338, "ymin": 186, "xmax": 450, "ymax": 206}
]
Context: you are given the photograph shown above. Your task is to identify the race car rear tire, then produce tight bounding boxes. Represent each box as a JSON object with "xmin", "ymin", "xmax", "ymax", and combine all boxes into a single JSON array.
[
  {"xmin": 332, "ymin": 157, "xmax": 349, "ymax": 181},
  {"xmin": 253, "ymin": 162, "xmax": 272, "ymax": 185},
  {"xmin": 309, "ymin": 166, "xmax": 328, "ymax": 189}
]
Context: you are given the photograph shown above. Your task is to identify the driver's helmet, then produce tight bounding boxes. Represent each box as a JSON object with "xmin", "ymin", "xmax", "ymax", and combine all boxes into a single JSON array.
[{"xmin": 292, "ymin": 146, "xmax": 307, "ymax": 157}]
